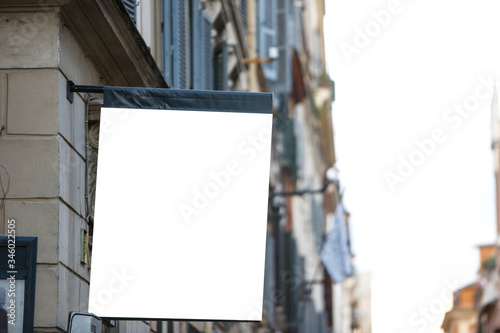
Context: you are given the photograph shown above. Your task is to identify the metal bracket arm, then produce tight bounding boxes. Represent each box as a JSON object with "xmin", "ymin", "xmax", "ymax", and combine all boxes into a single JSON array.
[{"xmin": 66, "ymin": 81, "xmax": 105, "ymax": 104}]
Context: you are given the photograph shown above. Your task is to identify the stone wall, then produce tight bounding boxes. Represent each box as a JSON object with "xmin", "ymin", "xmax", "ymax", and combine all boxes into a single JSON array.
[{"xmin": 0, "ymin": 6, "xmax": 106, "ymax": 331}]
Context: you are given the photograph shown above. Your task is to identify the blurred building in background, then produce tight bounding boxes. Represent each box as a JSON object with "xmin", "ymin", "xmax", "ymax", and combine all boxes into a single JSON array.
[
  {"xmin": 475, "ymin": 244, "xmax": 497, "ymax": 333},
  {"xmin": 472, "ymin": 86, "xmax": 500, "ymax": 333},
  {"xmin": 488, "ymin": 85, "xmax": 500, "ymax": 333},
  {"xmin": 441, "ymin": 88, "xmax": 500, "ymax": 332},
  {"xmin": 441, "ymin": 282, "xmax": 478, "ymax": 333},
  {"xmin": 353, "ymin": 273, "xmax": 372, "ymax": 333},
  {"xmin": 0, "ymin": 0, "xmax": 371, "ymax": 332},
  {"xmin": 441, "ymin": 245, "xmax": 496, "ymax": 333}
]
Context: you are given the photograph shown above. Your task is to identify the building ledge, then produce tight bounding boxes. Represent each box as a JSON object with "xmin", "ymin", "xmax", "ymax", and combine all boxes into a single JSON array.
[{"xmin": 61, "ymin": 0, "xmax": 167, "ymax": 88}]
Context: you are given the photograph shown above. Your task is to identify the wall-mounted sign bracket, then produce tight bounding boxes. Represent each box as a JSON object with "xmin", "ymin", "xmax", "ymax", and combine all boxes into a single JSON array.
[{"xmin": 67, "ymin": 81, "xmax": 105, "ymax": 104}]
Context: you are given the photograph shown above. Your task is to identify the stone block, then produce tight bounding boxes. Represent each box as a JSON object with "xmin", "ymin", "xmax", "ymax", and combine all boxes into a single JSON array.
[
  {"xmin": 58, "ymin": 202, "xmax": 75, "ymax": 270},
  {"xmin": 58, "ymin": 191, "xmax": 89, "ymax": 281},
  {"xmin": 57, "ymin": 265, "xmax": 81, "ymax": 329},
  {"xmin": 79, "ymin": 279, "xmax": 90, "ymax": 312},
  {"xmin": 7, "ymin": 70, "xmax": 59, "ymax": 135},
  {"xmin": 58, "ymin": 72, "xmax": 86, "ymax": 157},
  {"xmin": 57, "ymin": 266, "xmax": 68, "ymax": 329},
  {"xmin": 0, "ymin": 203, "xmax": 4, "ymax": 236},
  {"xmin": 0, "ymin": 73, "xmax": 6, "ymax": 127},
  {"xmin": 33, "ymin": 265, "xmax": 59, "ymax": 328},
  {"xmin": 0, "ymin": 11, "xmax": 59, "ymax": 69},
  {"xmin": 4, "ymin": 200, "xmax": 59, "ymax": 263},
  {"xmin": 59, "ymin": 139, "xmax": 85, "ymax": 215},
  {"xmin": 59, "ymin": 22, "xmax": 102, "ymax": 87},
  {"xmin": 0, "ymin": 137, "xmax": 59, "ymax": 198}
]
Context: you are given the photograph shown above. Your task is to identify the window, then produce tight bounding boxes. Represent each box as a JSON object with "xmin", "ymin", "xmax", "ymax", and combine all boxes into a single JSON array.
[
  {"xmin": 0, "ymin": 236, "xmax": 38, "ymax": 333},
  {"xmin": 258, "ymin": 0, "xmax": 277, "ymax": 80},
  {"xmin": 258, "ymin": 0, "xmax": 290, "ymax": 90},
  {"xmin": 162, "ymin": 0, "xmax": 214, "ymax": 90}
]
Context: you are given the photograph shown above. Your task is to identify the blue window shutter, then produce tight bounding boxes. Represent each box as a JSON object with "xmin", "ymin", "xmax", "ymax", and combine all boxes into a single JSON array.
[
  {"xmin": 192, "ymin": 1, "xmax": 213, "ymax": 91},
  {"xmin": 239, "ymin": 0, "xmax": 248, "ymax": 33},
  {"xmin": 258, "ymin": 0, "xmax": 277, "ymax": 80},
  {"xmin": 162, "ymin": 0, "xmax": 173, "ymax": 85},
  {"xmin": 213, "ymin": 41, "xmax": 228, "ymax": 91},
  {"xmin": 173, "ymin": 0, "xmax": 187, "ymax": 89},
  {"xmin": 192, "ymin": 0, "xmax": 202, "ymax": 89},
  {"xmin": 122, "ymin": 0, "xmax": 137, "ymax": 23},
  {"xmin": 275, "ymin": 0, "xmax": 290, "ymax": 91},
  {"xmin": 201, "ymin": 13, "xmax": 213, "ymax": 90},
  {"xmin": 163, "ymin": 0, "xmax": 187, "ymax": 89}
]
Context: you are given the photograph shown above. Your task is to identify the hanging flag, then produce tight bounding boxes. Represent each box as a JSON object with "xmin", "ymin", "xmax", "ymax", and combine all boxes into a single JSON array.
[
  {"xmin": 320, "ymin": 202, "xmax": 352, "ymax": 283},
  {"xmin": 88, "ymin": 87, "xmax": 273, "ymax": 321}
]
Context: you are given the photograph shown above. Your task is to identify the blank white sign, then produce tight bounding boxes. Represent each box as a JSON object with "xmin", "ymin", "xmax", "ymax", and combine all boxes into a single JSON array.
[{"xmin": 88, "ymin": 107, "xmax": 273, "ymax": 321}]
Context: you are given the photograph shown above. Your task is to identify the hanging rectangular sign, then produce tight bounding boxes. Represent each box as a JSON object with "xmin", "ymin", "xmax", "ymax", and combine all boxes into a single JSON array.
[{"xmin": 88, "ymin": 87, "xmax": 273, "ymax": 321}]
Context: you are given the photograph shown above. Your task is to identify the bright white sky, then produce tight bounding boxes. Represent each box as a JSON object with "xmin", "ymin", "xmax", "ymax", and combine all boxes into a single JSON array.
[{"xmin": 324, "ymin": 0, "xmax": 500, "ymax": 332}]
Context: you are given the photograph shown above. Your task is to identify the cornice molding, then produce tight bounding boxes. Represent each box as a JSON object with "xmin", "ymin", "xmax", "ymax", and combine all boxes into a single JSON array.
[{"xmin": 61, "ymin": 0, "xmax": 167, "ymax": 88}]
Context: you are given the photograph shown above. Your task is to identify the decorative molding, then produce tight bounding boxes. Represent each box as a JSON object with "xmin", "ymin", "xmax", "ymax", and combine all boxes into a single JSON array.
[{"xmin": 88, "ymin": 121, "xmax": 99, "ymax": 223}]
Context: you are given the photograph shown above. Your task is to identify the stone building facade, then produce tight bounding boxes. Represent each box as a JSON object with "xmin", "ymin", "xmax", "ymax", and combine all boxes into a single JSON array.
[
  {"xmin": 0, "ymin": 0, "xmax": 347, "ymax": 332},
  {"xmin": 0, "ymin": 1, "xmax": 165, "ymax": 331}
]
